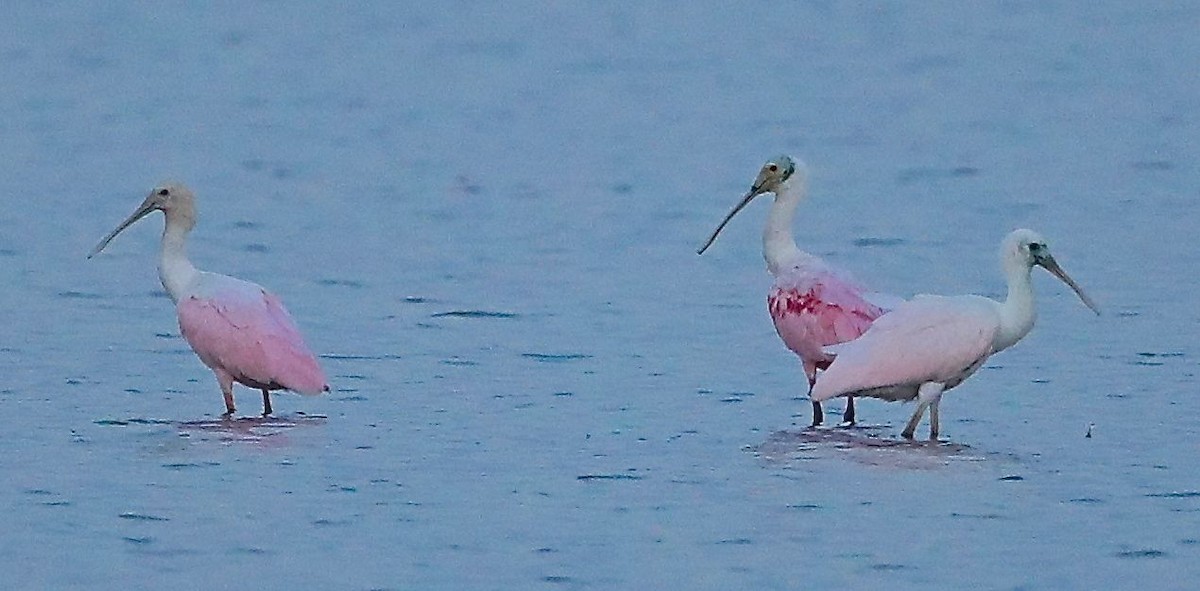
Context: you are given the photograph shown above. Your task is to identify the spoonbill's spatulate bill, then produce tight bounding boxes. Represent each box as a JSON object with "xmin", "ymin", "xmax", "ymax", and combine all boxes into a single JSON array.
[
  {"xmin": 811, "ymin": 229, "xmax": 1099, "ymax": 439},
  {"xmin": 698, "ymin": 156, "xmax": 889, "ymax": 426},
  {"xmin": 89, "ymin": 183, "xmax": 329, "ymax": 416}
]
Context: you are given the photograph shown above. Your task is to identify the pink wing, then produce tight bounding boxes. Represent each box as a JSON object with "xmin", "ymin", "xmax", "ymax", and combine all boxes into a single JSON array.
[
  {"xmin": 811, "ymin": 295, "xmax": 998, "ymax": 402},
  {"xmin": 177, "ymin": 288, "xmax": 328, "ymax": 395},
  {"xmin": 768, "ymin": 274, "xmax": 886, "ymax": 369}
]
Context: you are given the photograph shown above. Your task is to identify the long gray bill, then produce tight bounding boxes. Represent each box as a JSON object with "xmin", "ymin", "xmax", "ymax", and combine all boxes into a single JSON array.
[
  {"xmin": 1040, "ymin": 256, "xmax": 1100, "ymax": 315},
  {"xmin": 87, "ymin": 199, "xmax": 157, "ymax": 259},
  {"xmin": 696, "ymin": 189, "xmax": 759, "ymax": 255}
]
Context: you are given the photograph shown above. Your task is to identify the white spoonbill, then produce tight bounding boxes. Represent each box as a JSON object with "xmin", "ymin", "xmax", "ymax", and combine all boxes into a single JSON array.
[
  {"xmin": 698, "ymin": 155, "xmax": 889, "ymax": 426},
  {"xmin": 89, "ymin": 183, "xmax": 329, "ymax": 416},
  {"xmin": 811, "ymin": 229, "xmax": 1099, "ymax": 439}
]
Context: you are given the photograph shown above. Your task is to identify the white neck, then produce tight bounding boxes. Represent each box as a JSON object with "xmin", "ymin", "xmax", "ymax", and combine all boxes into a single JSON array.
[
  {"xmin": 762, "ymin": 179, "xmax": 807, "ymax": 275},
  {"xmin": 995, "ymin": 259, "xmax": 1037, "ymax": 352},
  {"xmin": 158, "ymin": 212, "xmax": 199, "ymax": 303}
]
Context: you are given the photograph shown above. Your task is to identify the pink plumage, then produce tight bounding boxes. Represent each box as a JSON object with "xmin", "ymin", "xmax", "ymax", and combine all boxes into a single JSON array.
[
  {"xmin": 178, "ymin": 287, "xmax": 328, "ymax": 397},
  {"xmin": 89, "ymin": 182, "xmax": 328, "ymax": 416},
  {"xmin": 811, "ymin": 295, "xmax": 998, "ymax": 405},
  {"xmin": 697, "ymin": 155, "xmax": 891, "ymax": 425},
  {"xmin": 768, "ymin": 268, "xmax": 885, "ymax": 383}
]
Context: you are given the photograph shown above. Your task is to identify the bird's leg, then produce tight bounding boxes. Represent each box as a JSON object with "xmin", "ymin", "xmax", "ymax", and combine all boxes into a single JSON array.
[
  {"xmin": 806, "ymin": 374, "xmax": 823, "ymax": 427},
  {"xmin": 261, "ymin": 389, "xmax": 273, "ymax": 416},
  {"xmin": 901, "ymin": 401, "xmax": 927, "ymax": 440},
  {"xmin": 903, "ymin": 382, "xmax": 945, "ymax": 440},
  {"xmin": 929, "ymin": 398, "xmax": 940, "ymax": 441},
  {"xmin": 217, "ymin": 373, "xmax": 236, "ymax": 416},
  {"xmin": 842, "ymin": 396, "xmax": 856, "ymax": 426}
]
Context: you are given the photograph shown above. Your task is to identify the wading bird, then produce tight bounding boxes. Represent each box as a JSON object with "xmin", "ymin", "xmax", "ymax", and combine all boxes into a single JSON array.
[
  {"xmin": 811, "ymin": 229, "xmax": 1099, "ymax": 439},
  {"xmin": 698, "ymin": 156, "xmax": 888, "ymax": 426},
  {"xmin": 89, "ymin": 183, "xmax": 329, "ymax": 416}
]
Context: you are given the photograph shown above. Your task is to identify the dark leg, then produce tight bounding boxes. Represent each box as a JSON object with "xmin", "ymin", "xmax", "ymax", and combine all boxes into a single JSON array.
[
  {"xmin": 261, "ymin": 389, "xmax": 273, "ymax": 416},
  {"xmin": 842, "ymin": 396, "xmax": 856, "ymax": 425},
  {"xmin": 806, "ymin": 377, "xmax": 823, "ymax": 427}
]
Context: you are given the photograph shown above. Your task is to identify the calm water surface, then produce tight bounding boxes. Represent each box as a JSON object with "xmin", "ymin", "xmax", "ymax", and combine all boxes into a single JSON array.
[{"xmin": 2, "ymin": 2, "xmax": 1198, "ymax": 589}]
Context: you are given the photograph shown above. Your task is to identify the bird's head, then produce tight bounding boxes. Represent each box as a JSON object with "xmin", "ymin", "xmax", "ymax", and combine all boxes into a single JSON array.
[
  {"xmin": 747, "ymin": 155, "xmax": 802, "ymax": 198},
  {"xmin": 88, "ymin": 182, "xmax": 198, "ymax": 258},
  {"xmin": 1003, "ymin": 228, "xmax": 1100, "ymax": 315},
  {"xmin": 697, "ymin": 155, "xmax": 806, "ymax": 255}
]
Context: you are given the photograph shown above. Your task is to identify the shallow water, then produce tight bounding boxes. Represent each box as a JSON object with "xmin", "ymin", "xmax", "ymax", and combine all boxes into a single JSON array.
[{"xmin": 2, "ymin": 2, "xmax": 1199, "ymax": 589}]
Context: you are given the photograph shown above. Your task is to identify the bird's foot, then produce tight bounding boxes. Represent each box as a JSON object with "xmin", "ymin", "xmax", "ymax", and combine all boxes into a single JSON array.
[{"xmin": 900, "ymin": 429, "xmax": 915, "ymax": 440}]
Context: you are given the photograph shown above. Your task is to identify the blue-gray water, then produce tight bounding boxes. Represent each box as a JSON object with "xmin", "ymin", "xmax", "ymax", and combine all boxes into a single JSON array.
[{"xmin": 2, "ymin": 2, "xmax": 1198, "ymax": 589}]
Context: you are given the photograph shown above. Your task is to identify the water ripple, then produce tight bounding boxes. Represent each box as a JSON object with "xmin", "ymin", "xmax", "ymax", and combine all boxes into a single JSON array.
[
  {"xmin": 716, "ymin": 538, "xmax": 753, "ymax": 545},
  {"xmin": 94, "ymin": 418, "xmax": 173, "ymax": 426},
  {"xmin": 756, "ymin": 427, "xmax": 995, "ymax": 467},
  {"xmin": 523, "ymin": 353, "xmax": 591, "ymax": 363},
  {"xmin": 119, "ymin": 512, "xmax": 169, "ymax": 522},
  {"xmin": 57, "ymin": 291, "xmax": 103, "ymax": 300},
  {"xmin": 577, "ymin": 473, "xmax": 643, "ymax": 481},
  {"xmin": 431, "ymin": 310, "xmax": 518, "ymax": 319},
  {"xmin": 1146, "ymin": 491, "xmax": 1200, "ymax": 499},
  {"xmin": 853, "ymin": 237, "xmax": 906, "ymax": 247},
  {"xmin": 162, "ymin": 462, "xmax": 219, "ymax": 471},
  {"xmin": 317, "ymin": 278, "xmax": 365, "ymax": 288},
  {"xmin": 896, "ymin": 166, "xmax": 981, "ymax": 184},
  {"xmin": 322, "ymin": 353, "xmax": 402, "ymax": 361},
  {"xmin": 1131, "ymin": 160, "xmax": 1173, "ymax": 171},
  {"xmin": 1115, "ymin": 549, "xmax": 1167, "ymax": 559}
]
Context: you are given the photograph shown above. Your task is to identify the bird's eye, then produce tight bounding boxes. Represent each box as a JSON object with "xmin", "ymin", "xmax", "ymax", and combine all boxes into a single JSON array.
[
  {"xmin": 158, "ymin": 189, "xmax": 169, "ymax": 196},
  {"xmin": 768, "ymin": 164, "xmax": 778, "ymax": 172},
  {"xmin": 1029, "ymin": 242, "xmax": 1043, "ymax": 252}
]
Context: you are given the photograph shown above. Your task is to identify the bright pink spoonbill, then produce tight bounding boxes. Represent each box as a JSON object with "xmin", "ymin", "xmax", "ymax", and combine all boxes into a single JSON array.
[
  {"xmin": 698, "ymin": 155, "xmax": 888, "ymax": 426},
  {"xmin": 88, "ymin": 183, "xmax": 329, "ymax": 416},
  {"xmin": 812, "ymin": 229, "xmax": 1100, "ymax": 440}
]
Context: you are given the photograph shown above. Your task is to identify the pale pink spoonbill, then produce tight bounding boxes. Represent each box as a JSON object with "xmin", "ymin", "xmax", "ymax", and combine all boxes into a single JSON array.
[
  {"xmin": 812, "ymin": 229, "xmax": 1100, "ymax": 439},
  {"xmin": 698, "ymin": 155, "xmax": 889, "ymax": 426},
  {"xmin": 89, "ymin": 183, "xmax": 329, "ymax": 416}
]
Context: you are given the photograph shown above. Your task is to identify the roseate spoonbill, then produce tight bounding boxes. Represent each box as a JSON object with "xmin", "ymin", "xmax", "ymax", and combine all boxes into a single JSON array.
[
  {"xmin": 698, "ymin": 155, "xmax": 888, "ymax": 426},
  {"xmin": 812, "ymin": 229, "xmax": 1100, "ymax": 439},
  {"xmin": 88, "ymin": 183, "xmax": 329, "ymax": 416}
]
